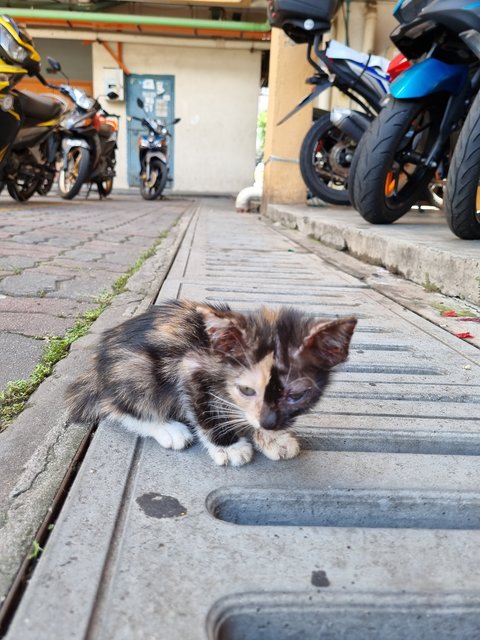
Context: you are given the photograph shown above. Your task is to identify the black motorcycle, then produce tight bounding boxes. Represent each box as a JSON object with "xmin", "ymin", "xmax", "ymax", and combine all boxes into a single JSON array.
[
  {"xmin": 267, "ymin": 0, "xmax": 389, "ymax": 205},
  {"xmin": 349, "ymin": 0, "xmax": 480, "ymax": 225},
  {"xmin": 48, "ymin": 59, "xmax": 119, "ymax": 200},
  {"xmin": 128, "ymin": 97, "xmax": 180, "ymax": 200}
]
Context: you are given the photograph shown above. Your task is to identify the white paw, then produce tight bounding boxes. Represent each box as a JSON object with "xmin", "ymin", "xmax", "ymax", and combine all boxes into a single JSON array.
[
  {"xmin": 152, "ymin": 420, "xmax": 194, "ymax": 450},
  {"xmin": 207, "ymin": 437, "xmax": 253, "ymax": 467},
  {"xmin": 253, "ymin": 430, "xmax": 300, "ymax": 461}
]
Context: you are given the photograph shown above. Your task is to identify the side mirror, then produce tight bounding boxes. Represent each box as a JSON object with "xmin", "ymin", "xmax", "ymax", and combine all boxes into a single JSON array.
[
  {"xmin": 46, "ymin": 56, "xmax": 61, "ymax": 73},
  {"xmin": 136, "ymin": 97, "xmax": 144, "ymax": 109},
  {"xmin": 173, "ymin": 118, "xmax": 181, "ymax": 124},
  {"xmin": 107, "ymin": 91, "xmax": 119, "ymax": 100}
]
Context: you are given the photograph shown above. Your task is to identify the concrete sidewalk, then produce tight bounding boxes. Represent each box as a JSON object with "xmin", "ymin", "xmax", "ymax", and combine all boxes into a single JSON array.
[
  {"xmin": 2, "ymin": 198, "xmax": 479, "ymax": 639},
  {"xmin": 266, "ymin": 203, "xmax": 480, "ymax": 305}
]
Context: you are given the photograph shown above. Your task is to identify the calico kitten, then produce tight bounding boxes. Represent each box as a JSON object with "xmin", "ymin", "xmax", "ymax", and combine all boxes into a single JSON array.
[{"xmin": 66, "ymin": 299, "xmax": 356, "ymax": 466}]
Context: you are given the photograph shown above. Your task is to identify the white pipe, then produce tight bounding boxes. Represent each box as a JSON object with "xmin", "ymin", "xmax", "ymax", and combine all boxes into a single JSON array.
[{"xmin": 28, "ymin": 28, "xmax": 270, "ymax": 50}]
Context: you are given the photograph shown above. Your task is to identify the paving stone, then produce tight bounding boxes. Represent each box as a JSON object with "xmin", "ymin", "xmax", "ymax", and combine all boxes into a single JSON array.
[
  {"xmin": 0, "ymin": 256, "xmax": 37, "ymax": 270},
  {"xmin": 0, "ymin": 332, "xmax": 45, "ymax": 388},
  {"xmin": 0, "ymin": 296, "xmax": 92, "ymax": 316},
  {"xmin": 0, "ymin": 272, "xmax": 74, "ymax": 297},
  {"xmin": 48, "ymin": 272, "xmax": 121, "ymax": 300},
  {"xmin": 49, "ymin": 258, "xmax": 125, "ymax": 273}
]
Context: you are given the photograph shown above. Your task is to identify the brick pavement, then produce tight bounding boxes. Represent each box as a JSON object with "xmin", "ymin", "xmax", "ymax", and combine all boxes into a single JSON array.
[{"xmin": 0, "ymin": 194, "xmax": 190, "ymax": 393}]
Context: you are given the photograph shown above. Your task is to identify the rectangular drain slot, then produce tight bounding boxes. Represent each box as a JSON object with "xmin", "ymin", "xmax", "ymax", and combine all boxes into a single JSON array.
[
  {"xmin": 300, "ymin": 429, "xmax": 480, "ymax": 456},
  {"xmin": 207, "ymin": 488, "xmax": 480, "ymax": 529},
  {"xmin": 209, "ymin": 592, "xmax": 480, "ymax": 640}
]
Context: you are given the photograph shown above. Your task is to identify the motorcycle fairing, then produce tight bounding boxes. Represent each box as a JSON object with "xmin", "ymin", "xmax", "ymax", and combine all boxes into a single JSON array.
[
  {"xmin": 390, "ymin": 58, "xmax": 469, "ymax": 98},
  {"xmin": 0, "ymin": 101, "xmax": 22, "ymax": 170},
  {"xmin": 144, "ymin": 150, "xmax": 167, "ymax": 164},
  {"xmin": 277, "ymin": 78, "xmax": 331, "ymax": 125}
]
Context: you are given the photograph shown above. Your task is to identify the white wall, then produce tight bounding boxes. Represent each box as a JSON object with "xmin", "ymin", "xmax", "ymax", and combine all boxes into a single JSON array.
[{"xmin": 92, "ymin": 41, "xmax": 262, "ymax": 193}]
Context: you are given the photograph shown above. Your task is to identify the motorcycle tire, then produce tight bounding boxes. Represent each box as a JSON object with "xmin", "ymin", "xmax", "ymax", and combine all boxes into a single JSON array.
[
  {"xmin": 7, "ymin": 175, "xmax": 40, "ymax": 202},
  {"xmin": 445, "ymin": 92, "xmax": 480, "ymax": 239},
  {"xmin": 96, "ymin": 178, "xmax": 114, "ymax": 197},
  {"xmin": 351, "ymin": 99, "xmax": 441, "ymax": 224},
  {"xmin": 36, "ymin": 172, "xmax": 55, "ymax": 196},
  {"xmin": 299, "ymin": 114, "xmax": 355, "ymax": 206},
  {"xmin": 58, "ymin": 147, "xmax": 91, "ymax": 200},
  {"xmin": 140, "ymin": 158, "xmax": 168, "ymax": 201}
]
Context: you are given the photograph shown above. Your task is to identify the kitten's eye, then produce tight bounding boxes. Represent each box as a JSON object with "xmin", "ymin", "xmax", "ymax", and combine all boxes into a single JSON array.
[
  {"xmin": 287, "ymin": 390, "xmax": 307, "ymax": 403},
  {"xmin": 238, "ymin": 385, "xmax": 256, "ymax": 397}
]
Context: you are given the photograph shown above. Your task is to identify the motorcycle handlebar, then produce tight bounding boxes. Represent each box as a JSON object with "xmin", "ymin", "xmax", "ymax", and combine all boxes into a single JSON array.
[{"xmin": 36, "ymin": 72, "xmax": 60, "ymax": 91}]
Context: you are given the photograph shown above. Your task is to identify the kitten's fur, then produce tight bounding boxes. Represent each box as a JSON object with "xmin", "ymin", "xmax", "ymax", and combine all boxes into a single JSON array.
[{"xmin": 66, "ymin": 300, "xmax": 356, "ymax": 466}]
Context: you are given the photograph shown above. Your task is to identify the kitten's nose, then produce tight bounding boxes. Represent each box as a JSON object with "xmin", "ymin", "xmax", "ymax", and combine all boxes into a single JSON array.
[{"xmin": 260, "ymin": 408, "xmax": 277, "ymax": 430}]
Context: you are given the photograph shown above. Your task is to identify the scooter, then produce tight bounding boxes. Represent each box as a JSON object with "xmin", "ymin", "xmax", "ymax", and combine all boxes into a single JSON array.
[
  {"xmin": 268, "ymin": 0, "xmax": 390, "ymax": 205},
  {"xmin": 349, "ymin": 0, "xmax": 480, "ymax": 225},
  {"xmin": 48, "ymin": 58, "xmax": 119, "ymax": 200},
  {"xmin": 0, "ymin": 16, "xmax": 67, "ymax": 202},
  {"xmin": 128, "ymin": 97, "xmax": 180, "ymax": 200}
]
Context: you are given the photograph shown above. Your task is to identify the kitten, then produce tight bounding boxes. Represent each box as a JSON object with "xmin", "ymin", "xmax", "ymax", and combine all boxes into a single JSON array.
[{"xmin": 66, "ymin": 299, "xmax": 356, "ymax": 466}]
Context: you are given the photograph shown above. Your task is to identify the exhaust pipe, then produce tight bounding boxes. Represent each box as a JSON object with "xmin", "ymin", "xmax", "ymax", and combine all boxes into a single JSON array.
[{"xmin": 330, "ymin": 108, "xmax": 372, "ymax": 142}]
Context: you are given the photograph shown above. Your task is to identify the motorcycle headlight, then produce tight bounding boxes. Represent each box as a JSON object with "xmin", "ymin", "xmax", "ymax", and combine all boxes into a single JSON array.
[
  {"xmin": 460, "ymin": 30, "xmax": 480, "ymax": 59},
  {"xmin": 0, "ymin": 25, "xmax": 29, "ymax": 65}
]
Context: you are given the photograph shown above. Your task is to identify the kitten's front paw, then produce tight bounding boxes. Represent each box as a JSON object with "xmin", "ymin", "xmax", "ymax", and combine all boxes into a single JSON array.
[
  {"xmin": 153, "ymin": 420, "xmax": 194, "ymax": 450},
  {"xmin": 253, "ymin": 430, "xmax": 300, "ymax": 461},
  {"xmin": 207, "ymin": 437, "xmax": 253, "ymax": 467}
]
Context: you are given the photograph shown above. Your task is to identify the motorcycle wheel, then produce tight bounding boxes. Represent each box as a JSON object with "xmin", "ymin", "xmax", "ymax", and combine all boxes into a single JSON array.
[
  {"xmin": 350, "ymin": 99, "xmax": 441, "ymax": 224},
  {"xmin": 140, "ymin": 158, "xmax": 168, "ymax": 201},
  {"xmin": 58, "ymin": 147, "xmax": 91, "ymax": 200},
  {"xmin": 36, "ymin": 172, "xmax": 55, "ymax": 196},
  {"xmin": 300, "ymin": 114, "xmax": 355, "ymax": 205},
  {"xmin": 96, "ymin": 178, "xmax": 113, "ymax": 197},
  {"xmin": 445, "ymin": 92, "xmax": 480, "ymax": 239},
  {"xmin": 7, "ymin": 174, "xmax": 40, "ymax": 202}
]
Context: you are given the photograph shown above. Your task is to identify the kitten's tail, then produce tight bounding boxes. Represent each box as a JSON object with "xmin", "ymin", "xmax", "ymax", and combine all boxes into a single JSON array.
[{"xmin": 65, "ymin": 371, "xmax": 101, "ymax": 425}]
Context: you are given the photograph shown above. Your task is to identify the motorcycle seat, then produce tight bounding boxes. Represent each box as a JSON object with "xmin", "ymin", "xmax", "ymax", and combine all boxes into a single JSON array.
[{"xmin": 14, "ymin": 90, "xmax": 64, "ymax": 124}]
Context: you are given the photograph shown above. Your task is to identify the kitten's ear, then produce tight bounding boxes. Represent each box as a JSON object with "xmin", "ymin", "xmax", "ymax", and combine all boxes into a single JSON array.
[
  {"xmin": 196, "ymin": 304, "xmax": 247, "ymax": 355},
  {"xmin": 296, "ymin": 317, "xmax": 357, "ymax": 369}
]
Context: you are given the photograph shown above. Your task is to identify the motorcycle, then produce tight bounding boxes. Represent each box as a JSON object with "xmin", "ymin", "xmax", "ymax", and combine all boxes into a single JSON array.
[
  {"xmin": 128, "ymin": 97, "xmax": 180, "ymax": 200},
  {"xmin": 0, "ymin": 16, "xmax": 67, "ymax": 202},
  {"xmin": 349, "ymin": 0, "xmax": 480, "ymax": 225},
  {"xmin": 267, "ymin": 0, "xmax": 391, "ymax": 205},
  {"xmin": 48, "ymin": 58, "xmax": 119, "ymax": 200}
]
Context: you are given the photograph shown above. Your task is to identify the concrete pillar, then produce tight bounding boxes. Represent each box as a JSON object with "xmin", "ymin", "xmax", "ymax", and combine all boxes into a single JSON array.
[
  {"xmin": 363, "ymin": 2, "xmax": 378, "ymax": 53},
  {"xmin": 262, "ymin": 29, "xmax": 313, "ymax": 207}
]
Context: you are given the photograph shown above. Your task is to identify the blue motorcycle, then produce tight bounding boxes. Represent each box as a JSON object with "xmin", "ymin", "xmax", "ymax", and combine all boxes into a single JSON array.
[{"xmin": 350, "ymin": 0, "xmax": 480, "ymax": 224}]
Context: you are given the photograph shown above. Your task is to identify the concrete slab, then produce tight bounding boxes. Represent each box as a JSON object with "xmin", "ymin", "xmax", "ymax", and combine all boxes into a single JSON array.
[
  {"xmin": 6, "ymin": 200, "xmax": 480, "ymax": 639},
  {"xmin": 265, "ymin": 204, "xmax": 480, "ymax": 305}
]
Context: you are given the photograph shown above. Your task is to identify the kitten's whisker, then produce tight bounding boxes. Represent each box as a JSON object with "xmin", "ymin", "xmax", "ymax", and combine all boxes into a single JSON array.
[
  {"xmin": 210, "ymin": 421, "xmax": 249, "ymax": 439},
  {"xmin": 209, "ymin": 393, "xmax": 243, "ymax": 411}
]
